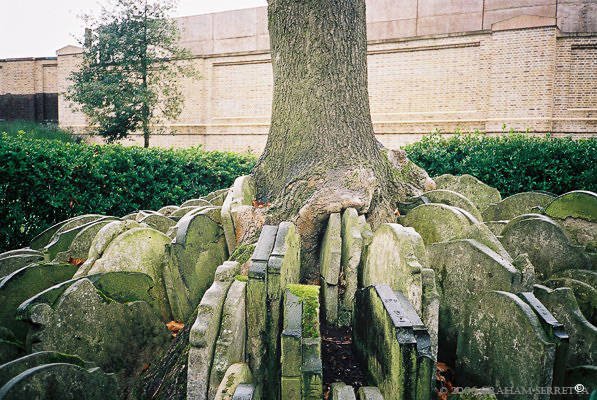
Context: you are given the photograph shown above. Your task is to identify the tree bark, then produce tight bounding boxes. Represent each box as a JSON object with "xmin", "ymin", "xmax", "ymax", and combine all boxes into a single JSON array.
[{"xmin": 253, "ymin": 0, "xmax": 433, "ymax": 278}]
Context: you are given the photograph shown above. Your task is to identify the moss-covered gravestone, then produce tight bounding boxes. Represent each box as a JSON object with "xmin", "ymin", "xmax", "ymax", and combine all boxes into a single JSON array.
[
  {"xmin": 354, "ymin": 284, "xmax": 434, "ymax": 400},
  {"xmin": 500, "ymin": 214, "xmax": 591, "ymax": 279},
  {"xmin": 320, "ymin": 213, "xmax": 342, "ymax": 325},
  {"xmin": 0, "ymin": 253, "xmax": 44, "ymax": 279},
  {"xmin": 402, "ymin": 189, "xmax": 483, "ymax": 221},
  {"xmin": 187, "ymin": 262, "xmax": 238, "ymax": 400},
  {"xmin": 481, "ymin": 191, "xmax": 555, "ymax": 221},
  {"xmin": 0, "ymin": 363, "xmax": 119, "ymax": 400},
  {"xmin": 457, "ymin": 291, "xmax": 557, "ymax": 400},
  {"xmin": 427, "ymin": 239, "xmax": 522, "ymax": 358},
  {"xmin": 221, "ymin": 175, "xmax": 256, "ymax": 253},
  {"xmin": 25, "ymin": 279, "xmax": 169, "ymax": 387},
  {"xmin": 280, "ymin": 284, "xmax": 322, "ymax": 400},
  {"xmin": 214, "ymin": 363, "xmax": 253, "ymax": 400},
  {"xmin": 433, "ymin": 174, "xmax": 501, "ymax": 212},
  {"xmin": 165, "ymin": 207, "xmax": 228, "ymax": 321},
  {"xmin": 0, "ymin": 262, "xmax": 77, "ymax": 343},
  {"xmin": 136, "ymin": 212, "xmax": 176, "ymax": 234},
  {"xmin": 29, "ymin": 214, "xmax": 103, "ymax": 251},
  {"xmin": 543, "ymin": 278, "xmax": 597, "ymax": 325},
  {"xmin": 54, "ymin": 219, "xmax": 117, "ymax": 262}
]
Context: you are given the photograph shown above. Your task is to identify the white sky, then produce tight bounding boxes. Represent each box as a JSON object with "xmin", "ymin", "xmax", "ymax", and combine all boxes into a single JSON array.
[{"xmin": 0, "ymin": 0, "xmax": 267, "ymax": 59}]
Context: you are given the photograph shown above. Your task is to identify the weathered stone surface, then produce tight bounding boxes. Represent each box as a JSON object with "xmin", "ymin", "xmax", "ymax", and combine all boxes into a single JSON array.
[
  {"xmin": 17, "ymin": 272, "xmax": 158, "ymax": 323},
  {"xmin": 157, "ymin": 205, "xmax": 179, "ymax": 216},
  {"xmin": 356, "ymin": 386, "xmax": 384, "ymax": 400},
  {"xmin": 339, "ymin": 208, "xmax": 365, "ymax": 327},
  {"xmin": 500, "ymin": 214, "xmax": 591, "ymax": 279},
  {"xmin": 27, "ymin": 279, "xmax": 169, "ymax": 382},
  {"xmin": 545, "ymin": 190, "xmax": 597, "ymax": 223},
  {"xmin": 0, "ymin": 363, "xmax": 119, "ymax": 400},
  {"xmin": 0, "ymin": 328, "xmax": 23, "ymax": 365},
  {"xmin": 322, "ymin": 283, "xmax": 339, "ymax": 325},
  {"xmin": 361, "ymin": 223, "xmax": 425, "ymax": 314},
  {"xmin": 0, "ymin": 254, "xmax": 43, "ymax": 278},
  {"xmin": 232, "ymin": 383, "xmax": 256, "ymax": 400},
  {"xmin": 281, "ymin": 290, "xmax": 302, "ymax": 399},
  {"xmin": 214, "ymin": 363, "xmax": 253, "ymax": 400},
  {"xmin": 554, "ymin": 269, "xmax": 597, "ymax": 289},
  {"xmin": 483, "ymin": 221, "xmax": 508, "ymax": 236},
  {"xmin": 354, "ymin": 285, "xmax": 433, "ymax": 400},
  {"xmin": 482, "ymin": 191, "xmax": 555, "ymax": 221},
  {"xmin": 136, "ymin": 212, "xmax": 176, "ymax": 234},
  {"xmin": 433, "ymin": 174, "xmax": 501, "ymax": 212},
  {"xmin": 402, "ymin": 203, "xmax": 471, "ymax": 246},
  {"xmin": 43, "ymin": 217, "xmax": 117, "ymax": 261},
  {"xmin": 457, "ymin": 291, "xmax": 557, "ymax": 399},
  {"xmin": 165, "ymin": 207, "xmax": 228, "ymax": 321},
  {"xmin": 331, "ymin": 382, "xmax": 356, "ymax": 399},
  {"xmin": 75, "ymin": 220, "xmax": 143, "ymax": 278},
  {"xmin": 544, "ymin": 278, "xmax": 597, "ymax": 325},
  {"xmin": 83, "ymin": 226, "xmax": 172, "ymax": 319},
  {"xmin": 246, "ymin": 225, "xmax": 277, "ymax": 395},
  {"xmin": 421, "ymin": 268, "xmax": 440, "ymax": 359},
  {"xmin": 419, "ymin": 189, "xmax": 483, "ymax": 220},
  {"xmin": 205, "ymin": 188, "xmax": 229, "ymax": 207},
  {"xmin": 29, "ymin": 214, "xmax": 102, "ymax": 251},
  {"xmin": 181, "ymin": 198, "xmax": 213, "ymax": 208},
  {"xmin": 320, "ymin": 213, "xmax": 342, "ymax": 286},
  {"xmin": 221, "ymin": 175, "xmax": 256, "ymax": 253},
  {"xmin": 0, "ymin": 249, "xmax": 40, "ymax": 260},
  {"xmin": 54, "ymin": 219, "xmax": 116, "ymax": 262},
  {"xmin": 170, "ymin": 206, "xmax": 206, "ymax": 219},
  {"xmin": 0, "ymin": 351, "xmax": 94, "ymax": 388},
  {"xmin": 215, "ymin": 260, "xmax": 241, "ymax": 283},
  {"xmin": 208, "ymin": 280, "xmax": 247, "ymax": 400},
  {"xmin": 511, "ymin": 253, "xmax": 537, "ymax": 291},
  {"xmin": 267, "ymin": 222, "xmax": 301, "ymax": 396},
  {"xmin": 428, "ymin": 239, "xmax": 522, "ymax": 355},
  {"xmin": 188, "ymin": 279, "xmax": 232, "ymax": 400},
  {"xmin": 0, "ymin": 262, "xmax": 77, "ymax": 342}
]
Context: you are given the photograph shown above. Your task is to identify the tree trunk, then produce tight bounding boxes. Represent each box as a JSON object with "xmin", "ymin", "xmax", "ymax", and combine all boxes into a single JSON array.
[{"xmin": 253, "ymin": 0, "xmax": 433, "ymax": 279}]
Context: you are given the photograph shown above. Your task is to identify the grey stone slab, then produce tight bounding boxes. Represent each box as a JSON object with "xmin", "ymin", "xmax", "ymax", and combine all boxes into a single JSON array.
[
  {"xmin": 232, "ymin": 383, "xmax": 255, "ymax": 400},
  {"xmin": 209, "ymin": 280, "xmax": 247, "ymax": 400},
  {"xmin": 281, "ymin": 291, "xmax": 302, "ymax": 378},
  {"xmin": 0, "ymin": 363, "xmax": 119, "ymax": 400},
  {"xmin": 339, "ymin": 208, "xmax": 365, "ymax": 327},
  {"xmin": 188, "ymin": 279, "xmax": 232, "ymax": 400},
  {"xmin": 0, "ymin": 249, "xmax": 40, "ymax": 261},
  {"xmin": 543, "ymin": 278, "xmax": 597, "ymax": 326},
  {"xmin": 0, "ymin": 254, "xmax": 43, "ymax": 278},
  {"xmin": 457, "ymin": 291, "xmax": 557, "ymax": 399},
  {"xmin": 54, "ymin": 219, "xmax": 116, "ymax": 263},
  {"xmin": 320, "ymin": 213, "xmax": 342, "ymax": 285},
  {"xmin": 322, "ymin": 282, "xmax": 339, "ymax": 325},
  {"xmin": 482, "ymin": 191, "xmax": 555, "ymax": 221},
  {"xmin": 433, "ymin": 174, "xmax": 501, "ymax": 212},
  {"xmin": 221, "ymin": 176, "xmax": 256, "ymax": 253},
  {"xmin": 181, "ymin": 198, "xmax": 213, "ymax": 208},
  {"xmin": 251, "ymin": 225, "xmax": 278, "ymax": 262},
  {"xmin": 356, "ymin": 386, "xmax": 384, "ymax": 400},
  {"xmin": 214, "ymin": 363, "xmax": 252, "ymax": 400},
  {"xmin": 417, "ymin": 189, "xmax": 483, "ymax": 221},
  {"xmin": 331, "ymin": 382, "xmax": 356, "ymax": 400}
]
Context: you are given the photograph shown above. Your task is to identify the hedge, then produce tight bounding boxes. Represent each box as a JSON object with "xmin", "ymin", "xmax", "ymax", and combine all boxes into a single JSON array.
[
  {"xmin": 404, "ymin": 133, "xmax": 597, "ymax": 197},
  {"xmin": 0, "ymin": 135, "xmax": 256, "ymax": 252}
]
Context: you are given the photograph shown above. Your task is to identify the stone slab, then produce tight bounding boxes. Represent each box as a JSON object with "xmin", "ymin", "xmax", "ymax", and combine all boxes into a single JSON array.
[
  {"xmin": 482, "ymin": 191, "xmax": 555, "ymax": 221},
  {"xmin": 320, "ymin": 213, "xmax": 342, "ymax": 285},
  {"xmin": 433, "ymin": 174, "xmax": 501, "ymax": 212}
]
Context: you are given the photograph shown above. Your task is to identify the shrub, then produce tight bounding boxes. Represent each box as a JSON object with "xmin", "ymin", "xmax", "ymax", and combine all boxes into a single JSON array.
[
  {"xmin": 0, "ymin": 135, "xmax": 256, "ymax": 252},
  {"xmin": 0, "ymin": 120, "xmax": 79, "ymax": 143},
  {"xmin": 404, "ymin": 132, "xmax": 597, "ymax": 197}
]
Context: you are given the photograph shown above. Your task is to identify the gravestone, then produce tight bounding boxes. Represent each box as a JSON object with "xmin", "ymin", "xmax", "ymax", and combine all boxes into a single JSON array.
[
  {"xmin": 54, "ymin": 219, "xmax": 116, "ymax": 262},
  {"xmin": 354, "ymin": 285, "xmax": 434, "ymax": 400},
  {"xmin": 0, "ymin": 262, "xmax": 78, "ymax": 342},
  {"xmin": 0, "ymin": 254, "xmax": 43, "ymax": 278},
  {"xmin": 26, "ymin": 279, "xmax": 169, "ymax": 383},
  {"xmin": 356, "ymin": 387, "xmax": 384, "ymax": 400},
  {"xmin": 187, "ymin": 271, "xmax": 235, "ymax": 400},
  {"xmin": 543, "ymin": 278, "xmax": 597, "ymax": 325},
  {"xmin": 208, "ymin": 278, "xmax": 246, "ymax": 400},
  {"xmin": 331, "ymin": 382, "xmax": 356, "ymax": 400},
  {"xmin": 320, "ymin": 213, "xmax": 342, "ymax": 325},
  {"xmin": 136, "ymin": 212, "xmax": 176, "ymax": 234},
  {"xmin": 427, "ymin": 239, "xmax": 522, "ymax": 357},
  {"xmin": 339, "ymin": 208, "xmax": 366, "ymax": 327},
  {"xmin": 433, "ymin": 174, "xmax": 501, "ymax": 212},
  {"xmin": 29, "ymin": 214, "xmax": 103, "ymax": 251},
  {"xmin": 221, "ymin": 176, "xmax": 256, "ymax": 253},
  {"xmin": 232, "ymin": 384, "xmax": 256, "ymax": 400},
  {"xmin": 181, "ymin": 198, "xmax": 213, "ymax": 208},
  {"xmin": 157, "ymin": 205, "xmax": 180, "ymax": 216},
  {"xmin": 482, "ymin": 192, "xmax": 555, "ymax": 221},
  {"xmin": 457, "ymin": 291, "xmax": 557, "ymax": 400},
  {"xmin": 545, "ymin": 191, "xmax": 597, "ymax": 223},
  {"xmin": 402, "ymin": 204, "xmax": 471, "ymax": 245},
  {"xmin": 0, "ymin": 363, "xmax": 119, "ymax": 400},
  {"xmin": 403, "ymin": 189, "xmax": 482, "ymax": 221},
  {"xmin": 214, "ymin": 363, "xmax": 253, "ymax": 400},
  {"xmin": 165, "ymin": 207, "xmax": 228, "ymax": 321},
  {"xmin": 500, "ymin": 214, "xmax": 591, "ymax": 279},
  {"xmin": 43, "ymin": 217, "xmax": 117, "ymax": 261}
]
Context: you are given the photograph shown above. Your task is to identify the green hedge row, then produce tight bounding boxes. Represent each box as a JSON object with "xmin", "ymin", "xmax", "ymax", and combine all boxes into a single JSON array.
[
  {"xmin": 0, "ymin": 135, "xmax": 256, "ymax": 252},
  {"xmin": 404, "ymin": 133, "xmax": 597, "ymax": 197}
]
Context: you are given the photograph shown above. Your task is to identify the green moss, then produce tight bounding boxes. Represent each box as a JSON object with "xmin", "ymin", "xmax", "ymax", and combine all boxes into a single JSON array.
[
  {"xmin": 287, "ymin": 284, "xmax": 320, "ymax": 339},
  {"xmin": 229, "ymin": 243, "xmax": 256, "ymax": 266},
  {"xmin": 235, "ymin": 274, "xmax": 248, "ymax": 282}
]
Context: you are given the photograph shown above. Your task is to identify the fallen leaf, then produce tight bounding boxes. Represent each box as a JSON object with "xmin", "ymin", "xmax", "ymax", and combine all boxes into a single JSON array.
[
  {"xmin": 166, "ymin": 321, "xmax": 184, "ymax": 337},
  {"xmin": 68, "ymin": 257, "xmax": 86, "ymax": 267}
]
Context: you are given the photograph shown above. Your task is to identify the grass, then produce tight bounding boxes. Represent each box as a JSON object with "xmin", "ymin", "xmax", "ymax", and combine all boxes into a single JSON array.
[{"xmin": 0, "ymin": 120, "xmax": 79, "ymax": 143}]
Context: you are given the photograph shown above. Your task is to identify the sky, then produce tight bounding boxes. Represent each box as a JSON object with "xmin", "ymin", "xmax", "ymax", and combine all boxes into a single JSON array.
[{"xmin": 0, "ymin": 0, "xmax": 267, "ymax": 59}]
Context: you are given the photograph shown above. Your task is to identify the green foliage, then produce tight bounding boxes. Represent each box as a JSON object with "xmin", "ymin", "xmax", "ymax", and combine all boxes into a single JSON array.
[
  {"xmin": 67, "ymin": 0, "xmax": 199, "ymax": 146},
  {"xmin": 0, "ymin": 121, "xmax": 79, "ymax": 143},
  {"xmin": 403, "ymin": 132, "xmax": 597, "ymax": 197},
  {"xmin": 0, "ymin": 136, "xmax": 256, "ymax": 252}
]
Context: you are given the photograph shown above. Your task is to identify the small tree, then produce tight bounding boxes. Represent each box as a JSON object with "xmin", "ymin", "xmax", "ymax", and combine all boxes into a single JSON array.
[{"xmin": 67, "ymin": 0, "xmax": 198, "ymax": 147}]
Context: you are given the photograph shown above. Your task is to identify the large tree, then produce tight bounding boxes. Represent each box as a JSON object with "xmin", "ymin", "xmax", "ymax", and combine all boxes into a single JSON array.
[
  {"xmin": 67, "ymin": 0, "xmax": 198, "ymax": 147},
  {"xmin": 253, "ymin": 0, "xmax": 433, "ymax": 276}
]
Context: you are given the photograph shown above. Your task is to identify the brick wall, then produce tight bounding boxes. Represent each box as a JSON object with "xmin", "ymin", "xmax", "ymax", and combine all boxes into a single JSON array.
[{"xmin": 2, "ymin": 0, "xmax": 595, "ymax": 150}]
